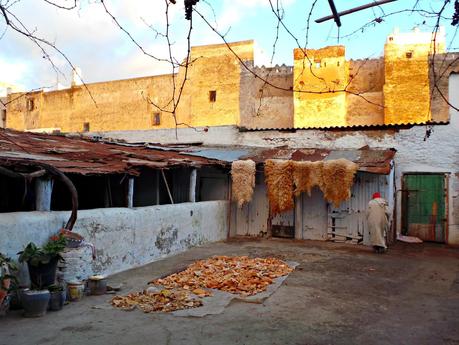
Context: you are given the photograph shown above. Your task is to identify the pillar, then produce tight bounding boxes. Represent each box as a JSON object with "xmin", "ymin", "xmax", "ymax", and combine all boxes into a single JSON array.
[{"xmin": 35, "ymin": 178, "xmax": 53, "ymax": 211}]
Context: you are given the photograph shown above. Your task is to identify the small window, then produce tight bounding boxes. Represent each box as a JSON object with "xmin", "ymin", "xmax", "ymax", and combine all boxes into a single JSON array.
[
  {"xmin": 388, "ymin": 36, "xmax": 394, "ymax": 41},
  {"xmin": 209, "ymin": 90, "xmax": 217, "ymax": 103},
  {"xmin": 337, "ymin": 61, "xmax": 340, "ymax": 67},
  {"xmin": 26, "ymin": 98, "xmax": 35, "ymax": 111},
  {"xmin": 323, "ymin": 61, "xmax": 327, "ymax": 67},
  {"xmin": 152, "ymin": 112, "xmax": 161, "ymax": 126},
  {"xmin": 406, "ymin": 51, "xmax": 413, "ymax": 58},
  {"xmin": 83, "ymin": 122, "xmax": 90, "ymax": 132}
]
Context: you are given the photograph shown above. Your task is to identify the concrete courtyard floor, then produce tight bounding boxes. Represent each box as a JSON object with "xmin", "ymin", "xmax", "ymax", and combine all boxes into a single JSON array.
[{"xmin": 1, "ymin": 238, "xmax": 459, "ymax": 345}]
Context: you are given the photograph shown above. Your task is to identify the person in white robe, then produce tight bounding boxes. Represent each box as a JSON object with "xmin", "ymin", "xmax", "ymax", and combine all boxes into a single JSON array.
[{"xmin": 367, "ymin": 192, "xmax": 390, "ymax": 253}]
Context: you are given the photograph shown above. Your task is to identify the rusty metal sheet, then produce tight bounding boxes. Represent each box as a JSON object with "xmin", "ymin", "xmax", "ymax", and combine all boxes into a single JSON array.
[
  {"xmin": 0, "ymin": 129, "xmax": 223, "ymax": 175},
  {"xmin": 180, "ymin": 145, "xmax": 395, "ymax": 175},
  {"xmin": 244, "ymin": 148, "xmax": 395, "ymax": 175}
]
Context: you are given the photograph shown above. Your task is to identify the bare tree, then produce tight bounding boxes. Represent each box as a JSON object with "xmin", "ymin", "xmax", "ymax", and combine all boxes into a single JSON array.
[{"xmin": 1, "ymin": 0, "xmax": 458, "ymax": 129}]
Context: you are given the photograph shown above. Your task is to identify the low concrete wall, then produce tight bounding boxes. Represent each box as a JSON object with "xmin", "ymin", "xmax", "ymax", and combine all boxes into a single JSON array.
[{"xmin": 1, "ymin": 201, "xmax": 229, "ymax": 277}]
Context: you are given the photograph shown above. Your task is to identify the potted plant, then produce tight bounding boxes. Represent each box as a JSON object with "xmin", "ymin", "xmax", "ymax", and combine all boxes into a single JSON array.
[
  {"xmin": 17, "ymin": 234, "xmax": 67, "ymax": 317},
  {"xmin": 48, "ymin": 284, "xmax": 66, "ymax": 311},
  {"xmin": 0, "ymin": 253, "xmax": 18, "ymax": 316},
  {"xmin": 18, "ymin": 234, "xmax": 67, "ymax": 289}
]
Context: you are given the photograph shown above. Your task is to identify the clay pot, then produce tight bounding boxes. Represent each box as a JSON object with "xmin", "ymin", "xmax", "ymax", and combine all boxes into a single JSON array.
[
  {"xmin": 88, "ymin": 275, "xmax": 107, "ymax": 296},
  {"xmin": 48, "ymin": 290, "xmax": 65, "ymax": 311}
]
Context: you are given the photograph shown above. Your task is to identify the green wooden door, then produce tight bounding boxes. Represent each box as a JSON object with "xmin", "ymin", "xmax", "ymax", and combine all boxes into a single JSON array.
[{"xmin": 403, "ymin": 174, "xmax": 446, "ymax": 242}]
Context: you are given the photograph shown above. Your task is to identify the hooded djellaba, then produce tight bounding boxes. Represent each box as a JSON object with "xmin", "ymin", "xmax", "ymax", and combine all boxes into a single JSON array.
[{"xmin": 367, "ymin": 192, "xmax": 391, "ymax": 253}]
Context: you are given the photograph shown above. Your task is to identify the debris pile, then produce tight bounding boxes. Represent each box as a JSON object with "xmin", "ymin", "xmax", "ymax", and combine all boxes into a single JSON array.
[
  {"xmin": 111, "ymin": 289, "xmax": 202, "ymax": 313},
  {"xmin": 151, "ymin": 255, "xmax": 293, "ymax": 296}
]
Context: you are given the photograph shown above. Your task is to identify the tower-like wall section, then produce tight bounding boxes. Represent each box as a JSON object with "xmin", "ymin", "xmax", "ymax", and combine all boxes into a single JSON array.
[
  {"xmin": 293, "ymin": 46, "xmax": 348, "ymax": 128},
  {"xmin": 383, "ymin": 29, "xmax": 445, "ymax": 125}
]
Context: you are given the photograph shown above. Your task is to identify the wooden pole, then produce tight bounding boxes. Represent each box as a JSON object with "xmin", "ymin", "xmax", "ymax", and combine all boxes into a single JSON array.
[
  {"xmin": 316, "ymin": 0, "xmax": 397, "ymax": 24},
  {"xmin": 161, "ymin": 170, "xmax": 174, "ymax": 204}
]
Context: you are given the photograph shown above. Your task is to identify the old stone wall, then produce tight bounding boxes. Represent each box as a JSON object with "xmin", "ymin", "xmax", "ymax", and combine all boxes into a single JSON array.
[
  {"xmin": 346, "ymin": 58, "xmax": 385, "ymax": 126},
  {"xmin": 6, "ymin": 75, "xmax": 181, "ymax": 132},
  {"xmin": 99, "ymin": 103, "xmax": 459, "ymax": 245},
  {"xmin": 293, "ymin": 46, "xmax": 348, "ymax": 128},
  {"xmin": 0, "ymin": 201, "xmax": 229, "ymax": 277},
  {"xmin": 186, "ymin": 41, "xmax": 253, "ymax": 127},
  {"xmin": 384, "ymin": 42, "xmax": 431, "ymax": 124},
  {"xmin": 5, "ymin": 33, "xmax": 457, "ymax": 132},
  {"xmin": 6, "ymin": 41, "xmax": 254, "ymax": 132},
  {"xmin": 239, "ymin": 64, "xmax": 293, "ymax": 129}
]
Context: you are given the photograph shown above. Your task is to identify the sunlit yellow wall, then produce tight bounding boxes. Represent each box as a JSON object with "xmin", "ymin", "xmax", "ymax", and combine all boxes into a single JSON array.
[
  {"xmin": 293, "ymin": 46, "xmax": 348, "ymax": 128},
  {"xmin": 6, "ymin": 41, "xmax": 254, "ymax": 132},
  {"xmin": 186, "ymin": 40, "xmax": 254, "ymax": 127},
  {"xmin": 383, "ymin": 29, "xmax": 446, "ymax": 125},
  {"xmin": 6, "ymin": 75, "xmax": 186, "ymax": 132}
]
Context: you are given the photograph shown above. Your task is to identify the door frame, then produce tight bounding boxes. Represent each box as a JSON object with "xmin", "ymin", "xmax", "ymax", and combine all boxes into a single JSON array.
[{"xmin": 401, "ymin": 172, "xmax": 449, "ymax": 243}]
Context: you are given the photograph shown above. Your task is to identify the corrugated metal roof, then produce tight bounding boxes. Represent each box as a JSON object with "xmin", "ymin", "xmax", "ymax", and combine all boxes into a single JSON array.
[
  {"xmin": 178, "ymin": 146, "xmax": 396, "ymax": 174},
  {"xmin": 179, "ymin": 148, "xmax": 253, "ymax": 162},
  {"xmin": 0, "ymin": 129, "xmax": 223, "ymax": 175},
  {"xmin": 239, "ymin": 120, "xmax": 449, "ymax": 131},
  {"xmin": 0, "ymin": 129, "xmax": 395, "ymax": 175}
]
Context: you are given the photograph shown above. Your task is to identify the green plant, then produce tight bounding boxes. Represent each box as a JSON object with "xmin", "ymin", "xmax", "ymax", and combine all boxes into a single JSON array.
[
  {"xmin": 18, "ymin": 234, "xmax": 67, "ymax": 266},
  {"xmin": 43, "ymin": 234, "xmax": 67, "ymax": 257}
]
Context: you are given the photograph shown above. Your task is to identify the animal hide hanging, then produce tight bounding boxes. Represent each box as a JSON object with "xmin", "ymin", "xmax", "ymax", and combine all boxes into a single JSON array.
[
  {"xmin": 231, "ymin": 160, "xmax": 256, "ymax": 208},
  {"xmin": 320, "ymin": 159, "xmax": 358, "ymax": 207},
  {"xmin": 292, "ymin": 161, "xmax": 324, "ymax": 196},
  {"xmin": 264, "ymin": 159, "xmax": 294, "ymax": 215}
]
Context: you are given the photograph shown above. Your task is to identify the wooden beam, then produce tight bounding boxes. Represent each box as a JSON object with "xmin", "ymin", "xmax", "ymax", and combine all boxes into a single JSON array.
[
  {"xmin": 316, "ymin": 0, "xmax": 397, "ymax": 24},
  {"xmin": 327, "ymin": 0, "xmax": 341, "ymax": 27},
  {"xmin": 161, "ymin": 170, "xmax": 174, "ymax": 204}
]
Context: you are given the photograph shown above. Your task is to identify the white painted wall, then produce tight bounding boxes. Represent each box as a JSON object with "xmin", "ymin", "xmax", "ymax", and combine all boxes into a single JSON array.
[
  {"xmin": 98, "ymin": 116, "xmax": 459, "ymax": 244},
  {"xmin": 94, "ymin": 76, "xmax": 459, "ymax": 245},
  {"xmin": 1, "ymin": 201, "xmax": 229, "ymax": 277}
]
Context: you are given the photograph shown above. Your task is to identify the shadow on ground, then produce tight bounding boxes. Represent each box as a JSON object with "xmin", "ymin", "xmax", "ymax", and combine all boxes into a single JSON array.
[{"xmin": 1, "ymin": 239, "xmax": 458, "ymax": 345}]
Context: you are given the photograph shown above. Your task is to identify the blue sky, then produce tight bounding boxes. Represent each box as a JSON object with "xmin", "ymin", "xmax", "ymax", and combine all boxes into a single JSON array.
[{"xmin": 0, "ymin": 0, "xmax": 457, "ymax": 90}]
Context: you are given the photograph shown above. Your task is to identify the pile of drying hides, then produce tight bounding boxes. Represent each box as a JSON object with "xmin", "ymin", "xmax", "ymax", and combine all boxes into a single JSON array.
[
  {"xmin": 231, "ymin": 159, "xmax": 256, "ymax": 207},
  {"xmin": 292, "ymin": 161, "xmax": 323, "ymax": 196},
  {"xmin": 151, "ymin": 255, "xmax": 293, "ymax": 296},
  {"xmin": 320, "ymin": 159, "xmax": 358, "ymax": 207},
  {"xmin": 266, "ymin": 158, "xmax": 358, "ymax": 213},
  {"xmin": 111, "ymin": 289, "xmax": 202, "ymax": 313},
  {"xmin": 265, "ymin": 159, "xmax": 294, "ymax": 214}
]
